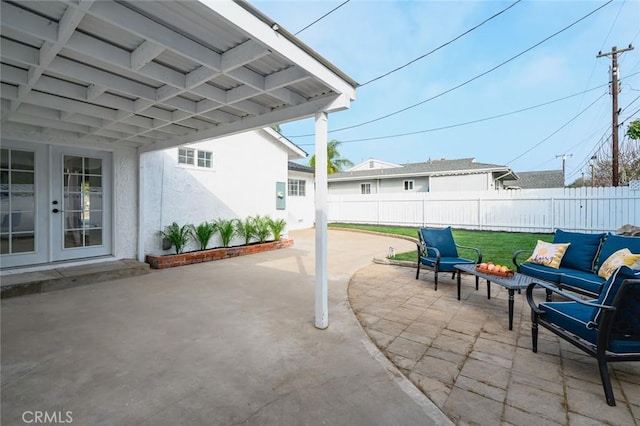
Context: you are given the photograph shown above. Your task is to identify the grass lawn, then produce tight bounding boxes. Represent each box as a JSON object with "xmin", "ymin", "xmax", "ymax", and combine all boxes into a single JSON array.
[{"xmin": 329, "ymin": 223, "xmax": 553, "ymax": 268}]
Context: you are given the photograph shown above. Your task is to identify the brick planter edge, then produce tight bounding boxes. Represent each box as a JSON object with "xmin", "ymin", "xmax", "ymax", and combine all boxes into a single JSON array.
[{"xmin": 145, "ymin": 239, "xmax": 294, "ymax": 269}]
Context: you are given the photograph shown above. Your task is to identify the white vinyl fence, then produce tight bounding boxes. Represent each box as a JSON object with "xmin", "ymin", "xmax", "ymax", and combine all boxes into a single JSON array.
[{"xmin": 328, "ymin": 186, "xmax": 640, "ymax": 234}]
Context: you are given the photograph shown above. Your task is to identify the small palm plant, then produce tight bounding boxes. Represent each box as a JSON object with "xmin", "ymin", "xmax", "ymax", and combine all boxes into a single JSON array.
[
  {"xmin": 215, "ymin": 218, "xmax": 236, "ymax": 248},
  {"xmin": 160, "ymin": 222, "xmax": 191, "ymax": 254},
  {"xmin": 268, "ymin": 217, "xmax": 286, "ymax": 241},
  {"xmin": 190, "ymin": 221, "xmax": 217, "ymax": 251},
  {"xmin": 253, "ymin": 215, "xmax": 272, "ymax": 243},
  {"xmin": 234, "ymin": 217, "xmax": 257, "ymax": 246}
]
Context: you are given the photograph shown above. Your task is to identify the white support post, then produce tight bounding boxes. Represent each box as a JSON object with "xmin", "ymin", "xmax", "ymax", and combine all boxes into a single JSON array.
[{"xmin": 314, "ymin": 111, "xmax": 329, "ymax": 329}]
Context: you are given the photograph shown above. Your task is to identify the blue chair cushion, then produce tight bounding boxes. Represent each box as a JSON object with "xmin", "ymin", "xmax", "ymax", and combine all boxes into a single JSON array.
[
  {"xmin": 540, "ymin": 300, "xmax": 597, "ymax": 343},
  {"xmin": 596, "ymin": 235, "xmax": 640, "ymax": 269},
  {"xmin": 419, "ymin": 256, "xmax": 474, "ymax": 272},
  {"xmin": 420, "ymin": 227, "xmax": 458, "ymax": 257},
  {"xmin": 553, "ymin": 229, "xmax": 605, "ymax": 272},
  {"xmin": 593, "ymin": 266, "xmax": 640, "ymax": 324},
  {"xmin": 558, "ymin": 268, "xmax": 605, "ymax": 295},
  {"xmin": 520, "ymin": 262, "xmax": 562, "ymax": 283}
]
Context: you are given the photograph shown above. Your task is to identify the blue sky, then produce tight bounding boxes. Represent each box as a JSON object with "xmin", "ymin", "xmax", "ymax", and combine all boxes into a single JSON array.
[{"xmin": 253, "ymin": 0, "xmax": 640, "ymax": 184}]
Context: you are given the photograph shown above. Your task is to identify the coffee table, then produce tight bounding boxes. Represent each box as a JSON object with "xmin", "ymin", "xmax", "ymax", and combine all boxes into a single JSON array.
[{"xmin": 454, "ymin": 263, "xmax": 546, "ymax": 330}]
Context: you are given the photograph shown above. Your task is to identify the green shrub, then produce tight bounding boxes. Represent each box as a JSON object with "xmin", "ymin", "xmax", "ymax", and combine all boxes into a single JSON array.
[
  {"xmin": 190, "ymin": 221, "xmax": 217, "ymax": 250},
  {"xmin": 253, "ymin": 215, "xmax": 272, "ymax": 243},
  {"xmin": 160, "ymin": 222, "xmax": 192, "ymax": 254},
  {"xmin": 268, "ymin": 217, "xmax": 286, "ymax": 241},
  {"xmin": 215, "ymin": 218, "xmax": 236, "ymax": 248},
  {"xmin": 234, "ymin": 217, "xmax": 257, "ymax": 246}
]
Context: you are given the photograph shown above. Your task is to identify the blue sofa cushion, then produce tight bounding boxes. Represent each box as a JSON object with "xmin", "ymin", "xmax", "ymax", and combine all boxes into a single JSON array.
[
  {"xmin": 420, "ymin": 227, "xmax": 458, "ymax": 257},
  {"xmin": 593, "ymin": 266, "xmax": 640, "ymax": 324},
  {"xmin": 597, "ymin": 235, "xmax": 640, "ymax": 270},
  {"xmin": 419, "ymin": 256, "xmax": 474, "ymax": 272},
  {"xmin": 553, "ymin": 229, "xmax": 605, "ymax": 272},
  {"xmin": 520, "ymin": 262, "xmax": 562, "ymax": 283},
  {"xmin": 558, "ymin": 268, "xmax": 605, "ymax": 295}
]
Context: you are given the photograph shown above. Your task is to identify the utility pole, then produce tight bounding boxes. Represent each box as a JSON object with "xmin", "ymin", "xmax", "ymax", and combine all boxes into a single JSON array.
[
  {"xmin": 556, "ymin": 153, "xmax": 572, "ymax": 182},
  {"xmin": 597, "ymin": 44, "xmax": 634, "ymax": 187}
]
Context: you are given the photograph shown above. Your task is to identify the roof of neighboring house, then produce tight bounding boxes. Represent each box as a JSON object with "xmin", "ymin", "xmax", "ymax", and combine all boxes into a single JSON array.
[
  {"xmin": 328, "ymin": 158, "xmax": 517, "ymax": 181},
  {"xmin": 349, "ymin": 159, "xmax": 401, "ymax": 171},
  {"xmin": 504, "ymin": 170, "xmax": 565, "ymax": 189},
  {"xmin": 288, "ymin": 161, "xmax": 314, "ymax": 174}
]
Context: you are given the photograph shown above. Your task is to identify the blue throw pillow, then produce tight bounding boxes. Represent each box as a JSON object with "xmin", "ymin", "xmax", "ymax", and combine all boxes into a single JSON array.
[
  {"xmin": 596, "ymin": 234, "xmax": 640, "ymax": 269},
  {"xmin": 592, "ymin": 266, "xmax": 640, "ymax": 324},
  {"xmin": 420, "ymin": 227, "xmax": 458, "ymax": 258},
  {"xmin": 553, "ymin": 229, "xmax": 605, "ymax": 272}
]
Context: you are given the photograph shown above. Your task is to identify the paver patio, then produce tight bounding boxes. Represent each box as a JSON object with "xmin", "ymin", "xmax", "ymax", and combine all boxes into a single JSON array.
[{"xmin": 348, "ymin": 262, "xmax": 640, "ymax": 425}]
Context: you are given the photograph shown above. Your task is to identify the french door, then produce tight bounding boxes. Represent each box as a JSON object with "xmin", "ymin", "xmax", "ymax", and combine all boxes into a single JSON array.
[
  {"xmin": 51, "ymin": 146, "xmax": 112, "ymax": 261},
  {"xmin": 0, "ymin": 142, "xmax": 112, "ymax": 268}
]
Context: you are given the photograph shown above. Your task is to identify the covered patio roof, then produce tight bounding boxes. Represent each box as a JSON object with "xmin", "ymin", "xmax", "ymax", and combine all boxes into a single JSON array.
[{"xmin": 0, "ymin": 0, "xmax": 357, "ymax": 152}]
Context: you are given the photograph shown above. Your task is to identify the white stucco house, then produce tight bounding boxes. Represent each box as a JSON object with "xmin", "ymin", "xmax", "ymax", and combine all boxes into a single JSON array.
[
  {"xmin": 328, "ymin": 158, "xmax": 518, "ymax": 194},
  {"xmin": 287, "ymin": 161, "xmax": 315, "ymax": 230},
  {"xmin": 0, "ymin": 0, "xmax": 356, "ymax": 327},
  {"xmin": 141, "ymin": 128, "xmax": 310, "ymax": 255}
]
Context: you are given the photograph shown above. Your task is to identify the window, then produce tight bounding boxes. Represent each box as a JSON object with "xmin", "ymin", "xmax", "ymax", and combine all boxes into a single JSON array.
[
  {"xmin": 288, "ymin": 179, "xmax": 306, "ymax": 196},
  {"xmin": 404, "ymin": 180, "xmax": 414, "ymax": 191},
  {"xmin": 178, "ymin": 148, "xmax": 194, "ymax": 165},
  {"xmin": 360, "ymin": 183, "xmax": 371, "ymax": 194},
  {"xmin": 178, "ymin": 148, "xmax": 213, "ymax": 169},
  {"xmin": 197, "ymin": 151, "xmax": 213, "ymax": 168}
]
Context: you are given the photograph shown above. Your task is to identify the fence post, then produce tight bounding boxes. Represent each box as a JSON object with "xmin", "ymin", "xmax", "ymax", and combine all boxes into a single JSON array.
[
  {"xmin": 477, "ymin": 198, "xmax": 482, "ymax": 230},
  {"xmin": 550, "ymin": 197, "xmax": 555, "ymax": 232}
]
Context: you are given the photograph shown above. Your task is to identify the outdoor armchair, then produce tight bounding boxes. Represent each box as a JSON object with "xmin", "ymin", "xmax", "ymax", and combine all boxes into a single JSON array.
[
  {"xmin": 415, "ymin": 226, "xmax": 482, "ymax": 291},
  {"xmin": 526, "ymin": 266, "xmax": 640, "ymax": 406}
]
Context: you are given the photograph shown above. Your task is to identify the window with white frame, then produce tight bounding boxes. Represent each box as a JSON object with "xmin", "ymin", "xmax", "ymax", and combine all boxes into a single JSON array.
[
  {"xmin": 360, "ymin": 183, "xmax": 371, "ymax": 194},
  {"xmin": 178, "ymin": 148, "xmax": 214, "ymax": 169},
  {"xmin": 404, "ymin": 180, "xmax": 415, "ymax": 191},
  {"xmin": 288, "ymin": 179, "xmax": 306, "ymax": 196},
  {"xmin": 197, "ymin": 151, "xmax": 213, "ymax": 168},
  {"xmin": 178, "ymin": 148, "xmax": 195, "ymax": 165}
]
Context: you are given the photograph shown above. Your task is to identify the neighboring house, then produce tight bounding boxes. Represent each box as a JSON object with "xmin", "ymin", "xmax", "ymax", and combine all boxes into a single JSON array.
[
  {"xmin": 328, "ymin": 158, "xmax": 518, "ymax": 195},
  {"xmin": 141, "ymin": 128, "xmax": 307, "ymax": 255},
  {"xmin": 287, "ymin": 162, "xmax": 316, "ymax": 230},
  {"xmin": 503, "ymin": 170, "xmax": 565, "ymax": 189},
  {"xmin": 0, "ymin": 1, "xmax": 356, "ymax": 272}
]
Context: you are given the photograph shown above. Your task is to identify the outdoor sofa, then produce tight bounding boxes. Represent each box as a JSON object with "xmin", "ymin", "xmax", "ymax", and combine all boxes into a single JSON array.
[{"xmin": 514, "ymin": 229, "xmax": 640, "ymax": 298}]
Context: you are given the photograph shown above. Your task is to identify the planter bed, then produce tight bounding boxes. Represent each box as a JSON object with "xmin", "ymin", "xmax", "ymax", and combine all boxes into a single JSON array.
[{"xmin": 145, "ymin": 239, "xmax": 294, "ymax": 269}]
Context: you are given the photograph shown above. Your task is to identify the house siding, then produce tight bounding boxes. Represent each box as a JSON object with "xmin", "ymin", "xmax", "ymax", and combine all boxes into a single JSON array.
[
  {"xmin": 142, "ymin": 131, "xmax": 289, "ymax": 256},
  {"xmin": 287, "ymin": 169, "xmax": 315, "ymax": 230},
  {"xmin": 429, "ymin": 173, "xmax": 494, "ymax": 191}
]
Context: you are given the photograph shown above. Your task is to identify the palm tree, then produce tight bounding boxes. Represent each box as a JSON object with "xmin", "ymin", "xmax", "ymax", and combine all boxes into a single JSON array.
[{"xmin": 309, "ymin": 140, "xmax": 353, "ymax": 174}]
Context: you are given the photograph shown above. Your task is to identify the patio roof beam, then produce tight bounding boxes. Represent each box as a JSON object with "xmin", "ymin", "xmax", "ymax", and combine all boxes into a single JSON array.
[{"xmin": 1, "ymin": 1, "xmax": 91, "ymax": 113}]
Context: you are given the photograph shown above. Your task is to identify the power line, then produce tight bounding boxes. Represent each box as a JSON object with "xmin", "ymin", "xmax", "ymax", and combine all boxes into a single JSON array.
[
  {"xmin": 294, "ymin": 0, "xmax": 350, "ymax": 36},
  {"xmin": 505, "ymin": 92, "xmax": 607, "ymax": 166},
  {"xmin": 294, "ymin": 84, "xmax": 608, "ymax": 146},
  {"xmin": 287, "ymin": 0, "xmax": 614, "ymax": 138},
  {"xmin": 360, "ymin": 0, "xmax": 522, "ymax": 87}
]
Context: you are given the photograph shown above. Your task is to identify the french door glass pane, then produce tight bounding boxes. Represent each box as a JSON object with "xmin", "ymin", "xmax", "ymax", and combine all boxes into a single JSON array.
[
  {"xmin": 63, "ymin": 156, "xmax": 103, "ymax": 249},
  {"xmin": 1, "ymin": 149, "xmax": 35, "ymax": 254}
]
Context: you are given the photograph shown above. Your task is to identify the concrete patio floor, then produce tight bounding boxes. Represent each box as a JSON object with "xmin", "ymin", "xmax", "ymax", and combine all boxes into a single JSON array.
[
  {"xmin": 2, "ymin": 229, "xmax": 639, "ymax": 425},
  {"xmin": 1, "ymin": 229, "xmax": 447, "ymax": 426}
]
